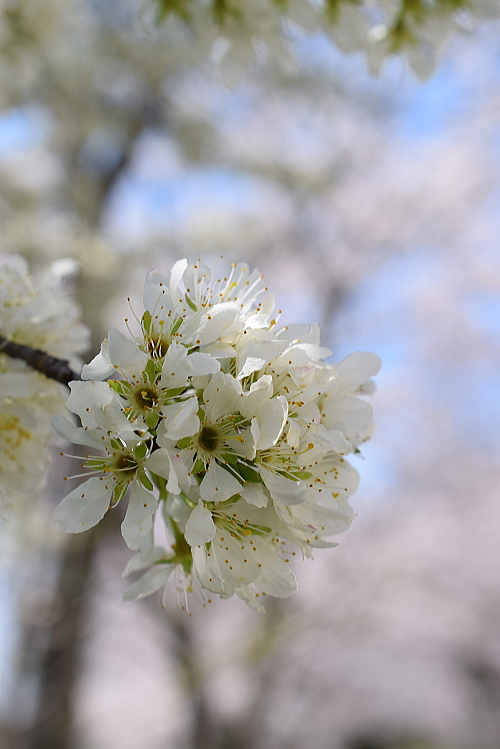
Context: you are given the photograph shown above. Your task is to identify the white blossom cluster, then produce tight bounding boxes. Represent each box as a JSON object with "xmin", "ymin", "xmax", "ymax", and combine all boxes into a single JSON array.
[
  {"xmin": 150, "ymin": 0, "xmax": 500, "ymax": 82},
  {"xmin": 53, "ymin": 259, "xmax": 380, "ymax": 611},
  {"xmin": 0, "ymin": 255, "xmax": 89, "ymax": 505}
]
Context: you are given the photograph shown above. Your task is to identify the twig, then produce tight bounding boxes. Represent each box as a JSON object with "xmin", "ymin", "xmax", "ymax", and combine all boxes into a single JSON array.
[{"xmin": 0, "ymin": 335, "xmax": 81, "ymax": 386}]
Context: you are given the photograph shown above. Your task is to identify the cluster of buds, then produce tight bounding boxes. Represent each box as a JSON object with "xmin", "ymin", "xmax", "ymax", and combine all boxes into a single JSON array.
[{"xmin": 53, "ymin": 259, "xmax": 380, "ymax": 611}]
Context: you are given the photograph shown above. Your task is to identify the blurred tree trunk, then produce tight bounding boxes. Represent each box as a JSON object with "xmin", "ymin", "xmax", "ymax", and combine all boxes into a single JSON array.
[{"xmin": 24, "ymin": 527, "xmax": 97, "ymax": 749}]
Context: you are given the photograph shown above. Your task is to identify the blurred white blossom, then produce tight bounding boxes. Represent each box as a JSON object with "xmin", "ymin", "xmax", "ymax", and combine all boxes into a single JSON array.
[
  {"xmin": 0, "ymin": 254, "xmax": 89, "ymax": 505},
  {"xmin": 149, "ymin": 0, "xmax": 500, "ymax": 81}
]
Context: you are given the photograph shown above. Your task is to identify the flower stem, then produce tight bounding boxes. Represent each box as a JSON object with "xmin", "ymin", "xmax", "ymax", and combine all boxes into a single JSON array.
[{"xmin": 0, "ymin": 335, "xmax": 82, "ymax": 386}]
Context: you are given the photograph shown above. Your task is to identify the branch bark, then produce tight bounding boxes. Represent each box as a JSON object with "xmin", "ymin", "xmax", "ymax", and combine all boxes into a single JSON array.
[{"xmin": 0, "ymin": 336, "xmax": 81, "ymax": 386}]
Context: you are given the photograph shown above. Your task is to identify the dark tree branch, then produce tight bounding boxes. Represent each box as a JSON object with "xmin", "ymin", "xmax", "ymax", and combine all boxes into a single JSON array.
[{"xmin": 0, "ymin": 336, "xmax": 81, "ymax": 386}]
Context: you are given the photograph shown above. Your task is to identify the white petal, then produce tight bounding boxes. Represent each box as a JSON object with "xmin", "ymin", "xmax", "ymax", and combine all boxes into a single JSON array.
[
  {"xmin": 161, "ymin": 397, "xmax": 200, "ymax": 441},
  {"xmin": 51, "ymin": 414, "xmax": 106, "ymax": 450},
  {"xmin": 275, "ymin": 343, "xmax": 332, "ymax": 368},
  {"xmin": 260, "ymin": 469, "xmax": 307, "ymax": 505},
  {"xmin": 187, "ymin": 352, "xmax": 220, "ymax": 376},
  {"xmin": 255, "ymin": 395, "xmax": 288, "ymax": 450},
  {"xmin": 108, "ymin": 329, "xmax": 148, "ymax": 376},
  {"xmin": 92, "ymin": 403, "xmax": 147, "ymax": 438},
  {"xmin": 231, "ymin": 427, "xmax": 256, "ymax": 460},
  {"xmin": 335, "ymin": 352, "xmax": 382, "ymax": 397},
  {"xmin": 81, "ymin": 349, "xmax": 114, "ymax": 381},
  {"xmin": 144, "ymin": 448, "xmax": 171, "ymax": 481},
  {"xmin": 123, "ymin": 565, "xmax": 174, "ymax": 602},
  {"xmin": 143, "ymin": 268, "xmax": 172, "ymax": 312},
  {"xmin": 322, "ymin": 397, "xmax": 374, "ymax": 441},
  {"xmin": 250, "ymin": 417, "xmax": 260, "ymax": 448},
  {"xmin": 185, "ymin": 500, "xmax": 216, "ymax": 547},
  {"xmin": 245, "ymin": 313, "xmax": 271, "ymax": 330},
  {"xmin": 183, "ymin": 302, "xmax": 241, "ymax": 346},
  {"xmin": 286, "ymin": 418, "xmax": 301, "ymax": 449},
  {"xmin": 277, "ymin": 322, "xmax": 320, "ymax": 345},
  {"xmin": 192, "ymin": 545, "xmax": 225, "ymax": 594},
  {"xmin": 167, "ymin": 452, "xmax": 191, "ymax": 494},
  {"xmin": 302, "ymin": 422, "xmax": 349, "ymax": 457},
  {"xmin": 121, "ymin": 483, "xmax": 158, "ymax": 550},
  {"xmin": 235, "ymin": 586, "xmax": 266, "ymax": 613},
  {"xmin": 66, "ymin": 381, "xmax": 114, "ymax": 427},
  {"xmin": 199, "ymin": 460, "xmax": 242, "ymax": 503},
  {"xmin": 122, "ymin": 545, "xmax": 167, "ymax": 577},
  {"xmin": 237, "ymin": 356, "xmax": 266, "ymax": 380},
  {"xmin": 159, "ymin": 342, "xmax": 190, "ymax": 389},
  {"xmin": 288, "ymin": 365, "xmax": 316, "ymax": 389},
  {"xmin": 53, "ymin": 476, "xmax": 112, "ymax": 533},
  {"xmin": 203, "ymin": 372, "xmax": 241, "ymax": 423},
  {"xmin": 237, "ymin": 375, "xmax": 273, "ymax": 418},
  {"xmin": 183, "ymin": 262, "xmax": 212, "ymax": 297},
  {"xmin": 252, "ymin": 537, "xmax": 297, "ymax": 598},
  {"xmin": 240, "ymin": 484, "xmax": 268, "ymax": 508},
  {"xmin": 236, "ymin": 339, "xmax": 287, "ymax": 375},
  {"xmin": 170, "ymin": 258, "xmax": 188, "ymax": 296}
]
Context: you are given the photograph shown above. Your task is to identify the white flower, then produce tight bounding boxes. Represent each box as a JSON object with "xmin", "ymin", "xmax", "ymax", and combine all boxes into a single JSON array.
[
  {"xmin": 52, "ymin": 407, "xmax": 158, "ymax": 549},
  {"xmin": 57, "ymin": 257, "xmax": 380, "ymax": 612}
]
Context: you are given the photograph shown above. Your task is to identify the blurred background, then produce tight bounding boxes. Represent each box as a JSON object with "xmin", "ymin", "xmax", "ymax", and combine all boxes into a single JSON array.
[{"xmin": 0, "ymin": 2, "xmax": 500, "ymax": 748}]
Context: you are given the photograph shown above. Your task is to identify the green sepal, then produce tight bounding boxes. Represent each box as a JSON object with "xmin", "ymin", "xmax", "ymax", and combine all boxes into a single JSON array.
[
  {"xmin": 193, "ymin": 458, "xmax": 204, "ymax": 475},
  {"xmin": 170, "ymin": 317, "xmax": 183, "ymax": 336},
  {"xmin": 142, "ymin": 309, "xmax": 153, "ymax": 336},
  {"xmin": 177, "ymin": 436, "xmax": 192, "ymax": 449},
  {"xmin": 220, "ymin": 451, "xmax": 238, "ymax": 464},
  {"xmin": 144, "ymin": 358, "xmax": 158, "ymax": 384},
  {"xmin": 184, "ymin": 293, "xmax": 197, "ymax": 312},
  {"xmin": 149, "ymin": 471, "xmax": 168, "ymax": 501},
  {"xmin": 138, "ymin": 470, "xmax": 154, "ymax": 492},
  {"xmin": 145, "ymin": 412, "xmax": 159, "ymax": 430},
  {"xmin": 279, "ymin": 470, "xmax": 298, "ymax": 481},
  {"xmin": 163, "ymin": 387, "xmax": 186, "ymax": 398},
  {"xmin": 292, "ymin": 470, "xmax": 313, "ymax": 480},
  {"xmin": 108, "ymin": 379, "xmax": 125, "ymax": 394},
  {"xmin": 237, "ymin": 462, "xmax": 261, "ymax": 483},
  {"xmin": 134, "ymin": 441, "xmax": 148, "ymax": 461},
  {"xmin": 111, "ymin": 482, "xmax": 128, "ymax": 508},
  {"xmin": 85, "ymin": 458, "xmax": 105, "ymax": 469}
]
